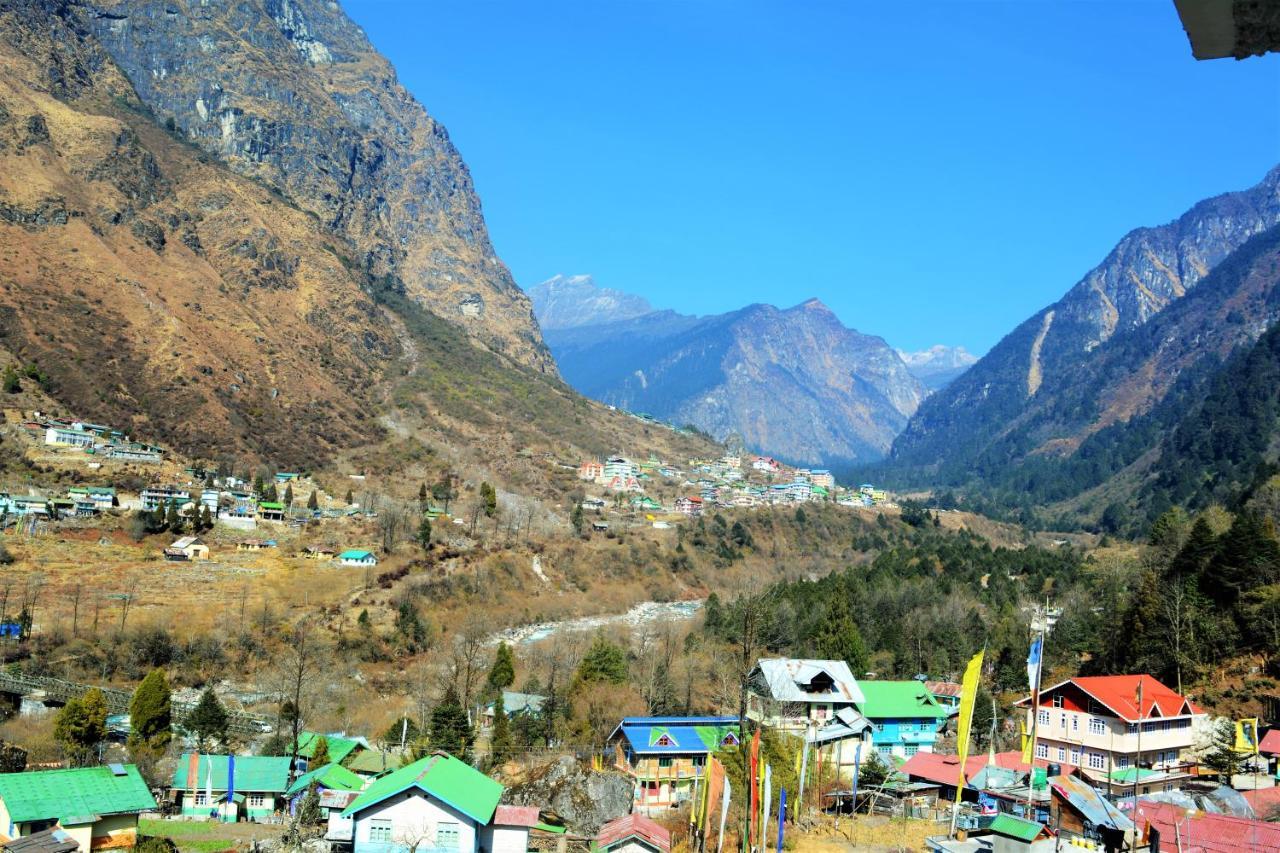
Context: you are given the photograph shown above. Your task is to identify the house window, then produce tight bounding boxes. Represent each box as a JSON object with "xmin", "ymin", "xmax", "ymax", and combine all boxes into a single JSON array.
[
  {"xmin": 1069, "ymin": 750, "xmax": 1080, "ymax": 765},
  {"xmin": 247, "ymin": 793, "xmax": 267, "ymax": 809},
  {"xmin": 1060, "ymin": 713, "xmax": 1066, "ymax": 728},
  {"xmin": 654, "ymin": 734, "xmax": 675, "ymax": 747},
  {"xmin": 1117, "ymin": 755, "xmax": 1130, "ymax": 768},
  {"xmin": 369, "ymin": 820, "xmax": 393, "ymax": 843},
  {"xmin": 1087, "ymin": 753, "xmax": 1106, "ymax": 770},
  {"xmin": 1072, "ymin": 716, "xmax": 1078, "ymax": 732},
  {"xmin": 1057, "ymin": 747, "xmax": 1066, "ymax": 762},
  {"xmin": 1035, "ymin": 743, "xmax": 1048, "ymax": 760},
  {"xmin": 437, "ymin": 822, "xmax": 460, "ymax": 849},
  {"xmin": 1127, "ymin": 723, "xmax": 1138, "ymax": 734},
  {"xmin": 658, "ymin": 757, "xmax": 673, "ymax": 768},
  {"xmin": 878, "ymin": 745, "xmax": 892, "ymax": 756},
  {"xmin": 1052, "ymin": 695, "xmax": 1064, "ymax": 708},
  {"xmin": 193, "ymin": 792, "xmax": 208, "ymax": 807},
  {"xmin": 905, "ymin": 745, "xmax": 919, "ymax": 756},
  {"xmin": 721, "ymin": 734, "xmax": 738, "ymax": 746},
  {"xmin": 1088, "ymin": 718, "xmax": 1107, "ymax": 736},
  {"xmin": 1038, "ymin": 710, "xmax": 1049, "ymax": 726},
  {"xmin": 692, "ymin": 756, "xmax": 706, "ymax": 767}
]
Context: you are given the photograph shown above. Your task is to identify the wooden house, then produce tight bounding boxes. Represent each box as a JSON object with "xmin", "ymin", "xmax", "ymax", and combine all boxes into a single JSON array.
[{"xmin": 607, "ymin": 716, "xmax": 739, "ymax": 811}]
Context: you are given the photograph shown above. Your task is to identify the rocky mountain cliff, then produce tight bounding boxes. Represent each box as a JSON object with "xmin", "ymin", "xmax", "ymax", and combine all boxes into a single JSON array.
[
  {"xmin": 887, "ymin": 166, "xmax": 1280, "ymax": 485},
  {"xmin": 897, "ymin": 345, "xmax": 978, "ymax": 391},
  {"xmin": 76, "ymin": 0, "xmax": 552, "ymax": 371},
  {"xmin": 528, "ymin": 274, "xmax": 654, "ymax": 329},
  {"xmin": 538, "ymin": 282, "xmax": 926, "ymax": 468},
  {"xmin": 0, "ymin": 0, "xmax": 715, "ymax": 479}
]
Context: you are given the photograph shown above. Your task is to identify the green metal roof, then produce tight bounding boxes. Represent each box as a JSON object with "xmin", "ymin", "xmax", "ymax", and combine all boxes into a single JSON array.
[
  {"xmin": 286, "ymin": 762, "xmax": 365, "ymax": 796},
  {"xmin": 341, "ymin": 753, "xmax": 502, "ymax": 824},
  {"xmin": 855, "ymin": 681, "xmax": 947, "ymax": 720},
  {"xmin": 338, "ymin": 549, "xmax": 375, "ymax": 560},
  {"xmin": 295, "ymin": 732, "xmax": 363, "ymax": 765},
  {"xmin": 344, "ymin": 749, "xmax": 404, "ymax": 776},
  {"xmin": 258, "ymin": 502, "xmax": 285, "ymax": 510},
  {"xmin": 0, "ymin": 765, "xmax": 156, "ymax": 824},
  {"xmin": 988, "ymin": 813, "xmax": 1044, "ymax": 842},
  {"xmin": 172, "ymin": 754, "xmax": 291, "ymax": 793}
]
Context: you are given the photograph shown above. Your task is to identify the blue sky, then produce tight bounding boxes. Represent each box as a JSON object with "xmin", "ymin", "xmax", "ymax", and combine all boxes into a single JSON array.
[{"xmin": 344, "ymin": 0, "xmax": 1280, "ymax": 354}]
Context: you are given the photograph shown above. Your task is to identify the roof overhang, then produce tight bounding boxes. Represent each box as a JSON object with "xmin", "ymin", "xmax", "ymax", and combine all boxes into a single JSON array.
[{"xmin": 1173, "ymin": 0, "xmax": 1280, "ymax": 60}]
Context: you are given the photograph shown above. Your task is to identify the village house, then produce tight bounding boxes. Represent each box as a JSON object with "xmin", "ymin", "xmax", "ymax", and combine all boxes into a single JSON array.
[
  {"xmin": 164, "ymin": 536, "xmax": 210, "ymax": 561},
  {"xmin": 0, "ymin": 765, "xmax": 155, "ymax": 849},
  {"xmin": 747, "ymin": 658, "xmax": 865, "ymax": 734},
  {"xmin": 578, "ymin": 461, "xmax": 604, "ymax": 482},
  {"xmin": 855, "ymin": 680, "xmax": 948, "ymax": 760},
  {"xmin": 341, "ymin": 752, "xmax": 526, "ymax": 853},
  {"xmin": 141, "ymin": 486, "xmax": 190, "ymax": 512},
  {"xmin": 674, "ymin": 496, "xmax": 704, "ymax": 517},
  {"xmin": 1045, "ymin": 772, "xmax": 1133, "ymax": 849},
  {"xmin": 172, "ymin": 754, "xmax": 291, "ymax": 820},
  {"xmin": 43, "ymin": 425, "xmax": 94, "ymax": 449},
  {"xmin": 257, "ymin": 501, "xmax": 286, "ymax": 522},
  {"xmin": 338, "ymin": 550, "xmax": 378, "ymax": 568},
  {"xmin": 104, "ymin": 443, "xmax": 163, "ymax": 463},
  {"xmin": 596, "ymin": 813, "xmax": 672, "ymax": 853},
  {"xmin": 304, "ymin": 546, "xmax": 337, "ymax": 560},
  {"xmin": 66, "ymin": 486, "xmax": 114, "ymax": 510},
  {"xmin": 752, "ymin": 456, "xmax": 780, "ymax": 473},
  {"xmin": 1016, "ymin": 675, "xmax": 1204, "ymax": 795},
  {"xmin": 924, "ymin": 681, "xmax": 963, "ymax": 715},
  {"xmin": 237, "ymin": 539, "xmax": 268, "ymax": 552},
  {"xmin": 608, "ymin": 716, "xmax": 740, "ymax": 811},
  {"xmin": 810, "ymin": 469, "xmax": 835, "ymax": 489},
  {"xmin": 481, "ymin": 692, "xmax": 545, "ymax": 729},
  {"xmin": 286, "ymin": 762, "xmax": 364, "ymax": 808},
  {"xmin": 604, "ymin": 456, "xmax": 638, "ymax": 480}
]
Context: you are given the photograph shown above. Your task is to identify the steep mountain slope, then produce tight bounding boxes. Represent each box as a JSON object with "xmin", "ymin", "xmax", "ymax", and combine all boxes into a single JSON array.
[
  {"xmin": 76, "ymin": 0, "xmax": 551, "ymax": 371},
  {"xmin": 541, "ymin": 286, "xmax": 926, "ymax": 468},
  {"xmin": 0, "ymin": 0, "xmax": 717, "ymax": 480},
  {"xmin": 897, "ymin": 345, "xmax": 978, "ymax": 391},
  {"xmin": 887, "ymin": 166, "xmax": 1280, "ymax": 485},
  {"xmin": 528, "ymin": 274, "xmax": 654, "ymax": 329}
]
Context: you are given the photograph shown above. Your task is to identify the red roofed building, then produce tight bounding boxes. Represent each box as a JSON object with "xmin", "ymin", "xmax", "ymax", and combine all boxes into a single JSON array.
[
  {"xmin": 1133, "ymin": 799, "xmax": 1280, "ymax": 852},
  {"xmin": 675, "ymin": 496, "xmax": 704, "ymax": 517},
  {"xmin": 898, "ymin": 751, "xmax": 992, "ymax": 801},
  {"xmin": 597, "ymin": 813, "xmax": 671, "ymax": 853},
  {"xmin": 1015, "ymin": 675, "xmax": 1205, "ymax": 795},
  {"xmin": 1241, "ymin": 786, "xmax": 1280, "ymax": 820}
]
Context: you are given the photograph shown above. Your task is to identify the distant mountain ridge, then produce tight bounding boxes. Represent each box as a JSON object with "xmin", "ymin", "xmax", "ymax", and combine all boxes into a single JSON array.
[
  {"xmin": 532, "ymin": 278, "xmax": 926, "ymax": 468},
  {"xmin": 897, "ymin": 345, "xmax": 978, "ymax": 391},
  {"xmin": 528, "ymin": 274, "xmax": 654, "ymax": 329}
]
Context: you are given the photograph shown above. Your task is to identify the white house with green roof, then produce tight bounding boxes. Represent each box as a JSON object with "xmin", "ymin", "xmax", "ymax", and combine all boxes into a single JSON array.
[
  {"xmin": 342, "ymin": 752, "xmax": 528, "ymax": 853},
  {"xmin": 339, "ymin": 550, "xmax": 378, "ymax": 568},
  {"xmin": 0, "ymin": 764, "xmax": 156, "ymax": 850}
]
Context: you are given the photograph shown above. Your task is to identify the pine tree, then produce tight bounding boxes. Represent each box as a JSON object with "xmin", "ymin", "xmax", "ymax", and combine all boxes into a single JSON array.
[
  {"xmin": 571, "ymin": 504, "xmax": 584, "ymax": 536},
  {"xmin": 185, "ymin": 687, "xmax": 229, "ymax": 752},
  {"xmin": 284, "ymin": 483, "xmax": 294, "ymax": 506},
  {"xmin": 310, "ymin": 734, "xmax": 330, "ymax": 767},
  {"xmin": 811, "ymin": 602, "xmax": 869, "ymax": 676},
  {"xmin": 481, "ymin": 482, "xmax": 497, "ymax": 517},
  {"xmin": 345, "ymin": 489, "xmax": 354, "ymax": 506},
  {"xmin": 164, "ymin": 501, "xmax": 181, "ymax": 532},
  {"xmin": 54, "ymin": 688, "xmax": 108, "ymax": 766},
  {"xmin": 264, "ymin": 484, "xmax": 278, "ymax": 502},
  {"xmin": 419, "ymin": 483, "xmax": 428, "ymax": 507},
  {"xmin": 488, "ymin": 642, "xmax": 516, "ymax": 692},
  {"xmin": 1201, "ymin": 718, "xmax": 1244, "ymax": 779},
  {"xmin": 490, "ymin": 693, "xmax": 513, "ymax": 768},
  {"xmin": 307, "ymin": 490, "xmax": 319, "ymax": 511},
  {"xmin": 417, "ymin": 517, "xmax": 432, "ymax": 553},
  {"xmin": 128, "ymin": 668, "xmax": 172, "ymax": 750},
  {"xmin": 296, "ymin": 781, "xmax": 322, "ymax": 824},
  {"xmin": 381, "ymin": 716, "xmax": 421, "ymax": 748},
  {"xmin": 2, "ymin": 366, "xmax": 19, "ymax": 394},
  {"xmin": 575, "ymin": 635, "xmax": 627, "ymax": 685},
  {"xmin": 430, "ymin": 684, "xmax": 473, "ymax": 759}
]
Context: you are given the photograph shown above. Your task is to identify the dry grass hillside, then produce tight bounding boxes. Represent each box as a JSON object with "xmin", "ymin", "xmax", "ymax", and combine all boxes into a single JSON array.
[{"xmin": 0, "ymin": 0, "xmax": 718, "ymax": 487}]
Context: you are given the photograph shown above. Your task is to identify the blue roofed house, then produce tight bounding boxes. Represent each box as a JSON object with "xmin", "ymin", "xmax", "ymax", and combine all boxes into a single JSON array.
[
  {"xmin": 341, "ymin": 751, "xmax": 536, "ymax": 853},
  {"xmin": 339, "ymin": 550, "xmax": 379, "ymax": 568},
  {"xmin": 853, "ymin": 681, "xmax": 948, "ymax": 761},
  {"xmin": 606, "ymin": 717, "xmax": 740, "ymax": 811}
]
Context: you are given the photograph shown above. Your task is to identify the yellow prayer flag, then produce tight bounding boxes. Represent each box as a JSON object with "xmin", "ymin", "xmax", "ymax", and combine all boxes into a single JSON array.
[
  {"xmin": 954, "ymin": 648, "xmax": 985, "ymax": 806},
  {"xmin": 1020, "ymin": 717, "xmax": 1034, "ymax": 765},
  {"xmin": 1235, "ymin": 718, "xmax": 1260, "ymax": 755}
]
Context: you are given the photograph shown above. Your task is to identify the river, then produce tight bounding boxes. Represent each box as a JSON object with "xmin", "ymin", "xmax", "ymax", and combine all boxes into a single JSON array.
[{"xmin": 490, "ymin": 599, "xmax": 704, "ymax": 645}]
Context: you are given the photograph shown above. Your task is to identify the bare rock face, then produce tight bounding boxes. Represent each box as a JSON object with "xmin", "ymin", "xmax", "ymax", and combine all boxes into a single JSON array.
[
  {"xmin": 502, "ymin": 756, "xmax": 633, "ymax": 836},
  {"xmin": 75, "ymin": 0, "xmax": 553, "ymax": 372},
  {"xmin": 890, "ymin": 166, "xmax": 1280, "ymax": 477}
]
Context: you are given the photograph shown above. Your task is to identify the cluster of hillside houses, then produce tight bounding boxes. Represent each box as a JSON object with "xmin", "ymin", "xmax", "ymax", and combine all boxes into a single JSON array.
[
  {"xmin": 0, "ymin": 664, "xmax": 1275, "ymax": 852},
  {"xmin": 24, "ymin": 414, "xmax": 164, "ymax": 463},
  {"xmin": 577, "ymin": 453, "xmax": 890, "ymax": 517},
  {"xmin": 0, "ymin": 731, "xmax": 670, "ymax": 853}
]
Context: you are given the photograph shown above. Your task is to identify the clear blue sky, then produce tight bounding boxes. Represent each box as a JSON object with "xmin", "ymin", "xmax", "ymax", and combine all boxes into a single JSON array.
[{"xmin": 344, "ymin": 0, "xmax": 1280, "ymax": 354}]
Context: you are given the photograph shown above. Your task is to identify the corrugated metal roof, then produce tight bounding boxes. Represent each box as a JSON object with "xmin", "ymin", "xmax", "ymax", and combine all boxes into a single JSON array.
[
  {"xmin": 611, "ymin": 716, "xmax": 740, "ymax": 754},
  {"xmin": 1048, "ymin": 774, "xmax": 1132, "ymax": 831},
  {"xmin": 286, "ymin": 762, "xmax": 365, "ymax": 795},
  {"xmin": 856, "ymin": 681, "xmax": 947, "ymax": 720},
  {"xmin": 753, "ymin": 658, "xmax": 865, "ymax": 704},
  {"xmin": 172, "ymin": 754, "xmax": 291, "ymax": 793},
  {"xmin": 1134, "ymin": 799, "xmax": 1280, "ymax": 852},
  {"xmin": 0, "ymin": 765, "xmax": 155, "ymax": 824},
  {"xmin": 341, "ymin": 752, "xmax": 501, "ymax": 824},
  {"xmin": 597, "ymin": 813, "xmax": 671, "ymax": 853},
  {"xmin": 988, "ymin": 814, "xmax": 1045, "ymax": 842}
]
